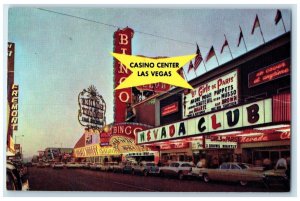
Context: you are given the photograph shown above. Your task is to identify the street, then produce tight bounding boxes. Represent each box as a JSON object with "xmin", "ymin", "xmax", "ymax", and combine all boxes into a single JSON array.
[{"xmin": 27, "ymin": 167, "xmax": 289, "ymax": 192}]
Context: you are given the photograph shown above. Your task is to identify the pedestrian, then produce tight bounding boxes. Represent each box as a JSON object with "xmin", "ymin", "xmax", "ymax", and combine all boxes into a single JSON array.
[{"xmin": 263, "ymin": 158, "xmax": 272, "ymax": 170}]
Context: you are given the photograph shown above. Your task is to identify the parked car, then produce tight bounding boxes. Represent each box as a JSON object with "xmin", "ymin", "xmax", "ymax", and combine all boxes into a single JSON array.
[
  {"xmin": 112, "ymin": 161, "xmax": 133, "ymax": 173},
  {"xmin": 131, "ymin": 161, "xmax": 160, "ymax": 176},
  {"xmin": 263, "ymin": 159, "xmax": 290, "ymax": 189},
  {"xmin": 107, "ymin": 162, "xmax": 118, "ymax": 171},
  {"xmin": 89, "ymin": 162, "xmax": 100, "ymax": 170},
  {"xmin": 6, "ymin": 161, "xmax": 29, "ymax": 191},
  {"xmin": 52, "ymin": 162, "xmax": 64, "ymax": 169},
  {"xmin": 65, "ymin": 162, "xmax": 82, "ymax": 169},
  {"xmin": 36, "ymin": 162, "xmax": 45, "ymax": 168},
  {"xmin": 192, "ymin": 162, "xmax": 263, "ymax": 178},
  {"xmin": 198, "ymin": 162, "xmax": 265, "ymax": 186},
  {"xmin": 99, "ymin": 162, "xmax": 110, "ymax": 172},
  {"xmin": 159, "ymin": 161, "xmax": 193, "ymax": 180},
  {"xmin": 83, "ymin": 162, "xmax": 93, "ymax": 169}
]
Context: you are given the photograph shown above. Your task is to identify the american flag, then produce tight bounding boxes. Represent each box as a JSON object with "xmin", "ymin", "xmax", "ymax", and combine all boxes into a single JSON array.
[
  {"xmin": 251, "ymin": 14, "xmax": 260, "ymax": 34},
  {"xmin": 187, "ymin": 61, "xmax": 194, "ymax": 73},
  {"xmin": 237, "ymin": 26, "xmax": 244, "ymax": 47},
  {"xmin": 194, "ymin": 44, "xmax": 203, "ymax": 70},
  {"xmin": 275, "ymin": 9, "xmax": 282, "ymax": 25}
]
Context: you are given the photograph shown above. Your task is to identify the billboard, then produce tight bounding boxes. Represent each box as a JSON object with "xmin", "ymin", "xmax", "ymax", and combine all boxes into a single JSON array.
[{"xmin": 183, "ymin": 70, "xmax": 238, "ymax": 119}]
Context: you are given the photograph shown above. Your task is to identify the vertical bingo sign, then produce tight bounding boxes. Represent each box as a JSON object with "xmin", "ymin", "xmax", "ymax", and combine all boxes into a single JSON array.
[{"xmin": 113, "ymin": 27, "xmax": 134, "ymax": 123}]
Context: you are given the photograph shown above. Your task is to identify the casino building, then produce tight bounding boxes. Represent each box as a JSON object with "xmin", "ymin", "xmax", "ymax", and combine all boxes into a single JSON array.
[
  {"xmin": 136, "ymin": 32, "xmax": 291, "ymax": 167},
  {"xmin": 73, "ymin": 27, "xmax": 290, "ymax": 168}
]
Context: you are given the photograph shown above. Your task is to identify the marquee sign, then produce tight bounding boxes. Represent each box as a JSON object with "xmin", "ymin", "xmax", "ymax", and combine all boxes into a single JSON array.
[
  {"xmin": 138, "ymin": 98, "xmax": 272, "ymax": 144},
  {"xmin": 74, "ymin": 135, "xmax": 150, "ymax": 158},
  {"xmin": 114, "ymin": 27, "xmax": 134, "ymax": 123},
  {"xmin": 239, "ymin": 131, "xmax": 290, "ymax": 143},
  {"xmin": 248, "ymin": 59, "xmax": 290, "ymax": 88},
  {"xmin": 78, "ymin": 85, "xmax": 106, "ymax": 129},
  {"xmin": 183, "ymin": 70, "xmax": 238, "ymax": 119},
  {"xmin": 10, "ymin": 84, "xmax": 19, "ymax": 131},
  {"xmin": 100, "ymin": 123, "xmax": 152, "ymax": 146}
]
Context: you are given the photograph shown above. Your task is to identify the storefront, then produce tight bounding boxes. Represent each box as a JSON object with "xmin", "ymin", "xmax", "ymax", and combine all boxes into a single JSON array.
[
  {"xmin": 136, "ymin": 32, "xmax": 291, "ymax": 166},
  {"xmin": 73, "ymin": 123, "xmax": 159, "ymax": 163}
]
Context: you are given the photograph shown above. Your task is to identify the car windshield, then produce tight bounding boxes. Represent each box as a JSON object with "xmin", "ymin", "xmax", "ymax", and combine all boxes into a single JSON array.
[{"xmin": 238, "ymin": 163, "xmax": 249, "ymax": 169}]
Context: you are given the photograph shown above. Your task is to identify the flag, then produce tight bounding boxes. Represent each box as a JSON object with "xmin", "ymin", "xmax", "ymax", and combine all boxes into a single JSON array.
[
  {"xmin": 275, "ymin": 9, "xmax": 282, "ymax": 25},
  {"xmin": 237, "ymin": 26, "xmax": 244, "ymax": 47},
  {"xmin": 187, "ymin": 61, "xmax": 194, "ymax": 73},
  {"xmin": 205, "ymin": 46, "xmax": 216, "ymax": 62},
  {"xmin": 194, "ymin": 44, "xmax": 203, "ymax": 70},
  {"xmin": 177, "ymin": 68, "xmax": 185, "ymax": 79},
  {"xmin": 251, "ymin": 14, "xmax": 260, "ymax": 34},
  {"xmin": 220, "ymin": 38, "xmax": 228, "ymax": 54}
]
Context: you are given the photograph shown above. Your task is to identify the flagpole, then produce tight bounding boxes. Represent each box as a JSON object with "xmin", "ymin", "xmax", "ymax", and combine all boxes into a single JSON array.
[
  {"xmin": 258, "ymin": 21, "xmax": 265, "ymax": 43},
  {"xmin": 215, "ymin": 53, "xmax": 220, "ymax": 66},
  {"xmin": 239, "ymin": 25, "xmax": 248, "ymax": 52},
  {"xmin": 281, "ymin": 17, "xmax": 287, "ymax": 33},
  {"xmin": 224, "ymin": 34, "xmax": 233, "ymax": 59},
  {"xmin": 203, "ymin": 61, "xmax": 208, "ymax": 72}
]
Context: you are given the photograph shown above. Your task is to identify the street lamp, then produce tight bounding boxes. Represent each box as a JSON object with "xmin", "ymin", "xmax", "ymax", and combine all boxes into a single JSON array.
[{"xmin": 15, "ymin": 135, "xmax": 24, "ymax": 144}]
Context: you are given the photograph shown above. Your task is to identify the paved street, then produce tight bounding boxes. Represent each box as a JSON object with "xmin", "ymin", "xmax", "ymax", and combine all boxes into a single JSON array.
[{"xmin": 27, "ymin": 167, "xmax": 289, "ymax": 192}]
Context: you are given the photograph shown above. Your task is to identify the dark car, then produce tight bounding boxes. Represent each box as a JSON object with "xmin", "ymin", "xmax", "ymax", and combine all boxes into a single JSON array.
[{"xmin": 6, "ymin": 161, "xmax": 29, "ymax": 191}]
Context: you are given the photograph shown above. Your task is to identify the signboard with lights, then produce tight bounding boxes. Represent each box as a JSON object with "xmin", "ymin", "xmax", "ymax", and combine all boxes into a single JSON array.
[
  {"xmin": 183, "ymin": 70, "xmax": 238, "ymax": 119},
  {"xmin": 78, "ymin": 85, "xmax": 106, "ymax": 129},
  {"xmin": 161, "ymin": 102, "xmax": 179, "ymax": 117},
  {"xmin": 248, "ymin": 59, "xmax": 290, "ymax": 88},
  {"xmin": 138, "ymin": 98, "xmax": 272, "ymax": 144}
]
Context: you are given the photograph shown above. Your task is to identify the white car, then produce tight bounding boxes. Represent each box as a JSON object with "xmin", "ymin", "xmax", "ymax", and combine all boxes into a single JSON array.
[
  {"xmin": 90, "ymin": 162, "xmax": 102, "ymax": 170},
  {"xmin": 52, "ymin": 162, "xmax": 64, "ymax": 169},
  {"xmin": 65, "ymin": 162, "xmax": 82, "ymax": 169},
  {"xmin": 159, "ymin": 161, "xmax": 194, "ymax": 180},
  {"xmin": 131, "ymin": 161, "xmax": 160, "ymax": 176}
]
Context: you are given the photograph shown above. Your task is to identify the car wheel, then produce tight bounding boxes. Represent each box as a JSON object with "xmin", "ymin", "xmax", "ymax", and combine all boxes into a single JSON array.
[
  {"xmin": 240, "ymin": 180, "xmax": 248, "ymax": 186},
  {"xmin": 143, "ymin": 170, "xmax": 148, "ymax": 177},
  {"xmin": 178, "ymin": 172, "xmax": 184, "ymax": 180},
  {"xmin": 203, "ymin": 174, "xmax": 210, "ymax": 183}
]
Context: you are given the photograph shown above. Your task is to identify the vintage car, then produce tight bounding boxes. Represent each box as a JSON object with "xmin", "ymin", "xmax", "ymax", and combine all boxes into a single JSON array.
[
  {"xmin": 192, "ymin": 162, "xmax": 263, "ymax": 178},
  {"xmin": 36, "ymin": 162, "xmax": 45, "ymax": 168},
  {"xmin": 199, "ymin": 162, "xmax": 265, "ymax": 186},
  {"xmin": 65, "ymin": 162, "xmax": 83, "ymax": 169},
  {"xmin": 112, "ymin": 161, "xmax": 133, "ymax": 173},
  {"xmin": 44, "ymin": 162, "xmax": 51, "ymax": 168},
  {"xmin": 89, "ymin": 162, "xmax": 101, "ymax": 170},
  {"xmin": 7, "ymin": 161, "xmax": 29, "ymax": 191},
  {"xmin": 263, "ymin": 159, "xmax": 290, "ymax": 189},
  {"xmin": 159, "ymin": 161, "xmax": 193, "ymax": 180},
  {"xmin": 82, "ymin": 162, "xmax": 93, "ymax": 169},
  {"xmin": 131, "ymin": 161, "xmax": 160, "ymax": 176},
  {"xmin": 52, "ymin": 162, "xmax": 64, "ymax": 169},
  {"xmin": 107, "ymin": 162, "xmax": 118, "ymax": 171}
]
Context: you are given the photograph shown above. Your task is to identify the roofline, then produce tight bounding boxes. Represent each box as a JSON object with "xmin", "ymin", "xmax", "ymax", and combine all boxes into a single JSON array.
[{"xmin": 156, "ymin": 31, "xmax": 291, "ymax": 101}]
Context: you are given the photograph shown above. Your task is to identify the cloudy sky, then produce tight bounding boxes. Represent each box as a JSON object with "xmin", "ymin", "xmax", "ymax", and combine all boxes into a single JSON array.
[{"xmin": 7, "ymin": 7, "xmax": 291, "ymax": 158}]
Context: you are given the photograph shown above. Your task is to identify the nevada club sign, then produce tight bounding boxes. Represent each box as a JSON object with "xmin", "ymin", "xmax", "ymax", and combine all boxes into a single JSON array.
[{"xmin": 138, "ymin": 99, "xmax": 272, "ymax": 144}]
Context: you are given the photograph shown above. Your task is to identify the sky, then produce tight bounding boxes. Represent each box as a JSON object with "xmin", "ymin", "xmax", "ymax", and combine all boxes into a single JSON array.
[{"xmin": 7, "ymin": 7, "xmax": 291, "ymax": 158}]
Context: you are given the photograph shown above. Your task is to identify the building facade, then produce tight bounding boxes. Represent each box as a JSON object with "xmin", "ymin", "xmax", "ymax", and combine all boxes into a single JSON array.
[{"xmin": 137, "ymin": 32, "xmax": 291, "ymax": 167}]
